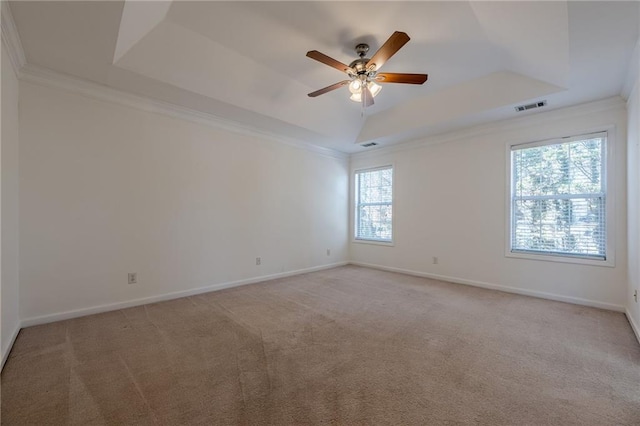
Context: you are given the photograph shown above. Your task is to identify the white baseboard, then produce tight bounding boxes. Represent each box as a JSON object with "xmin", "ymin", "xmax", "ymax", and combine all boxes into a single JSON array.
[
  {"xmin": 349, "ymin": 261, "xmax": 626, "ymax": 312},
  {"xmin": 626, "ymin": 309, "xmax": 640, "ymax": 344},
  {"xmin": 1, "ymin": 324, "xmax": 21, "ymax": 371},
  {"xmin": 21, "ymin": 261, "xmax": 348, "ymax": 328}
]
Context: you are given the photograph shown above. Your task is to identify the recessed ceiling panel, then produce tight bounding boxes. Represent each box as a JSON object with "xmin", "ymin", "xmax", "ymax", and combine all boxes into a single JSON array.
[
  {"xmin": 357, "ymin": 71, "xmax": 565, "ymax": 144},
  {"xmin": 114, "ymin": 20, "xmax": 361, "ymax": 141},
  {"xmin": 113, "ymin": 0, "xmax": 171, "ymax": 63},
  {"xmin": 470, "ymin": 1, "xmax": 570, "ymax": 88},
  {"xmin": 10, "ymin": 0, "xmax": 124, "ymax": 81},
  {"xmin": 8, "ymin": 1, "xmax": 639, "ymax": 153}
]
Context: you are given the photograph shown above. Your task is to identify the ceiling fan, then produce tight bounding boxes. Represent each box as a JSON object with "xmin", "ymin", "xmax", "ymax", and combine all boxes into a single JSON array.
[{"xmin": 306, "ymin": 31, "xmax": 428, "ymax": 108}]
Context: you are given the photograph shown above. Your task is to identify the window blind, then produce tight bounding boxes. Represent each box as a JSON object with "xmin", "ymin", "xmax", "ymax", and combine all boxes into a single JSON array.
[
  {"xmin": 510, "ymin": 132, "xmax": 606, "ymax": 259},
  {"xmin": 355, "ymin": 166, "xmax": 393, "ymax": 242}
]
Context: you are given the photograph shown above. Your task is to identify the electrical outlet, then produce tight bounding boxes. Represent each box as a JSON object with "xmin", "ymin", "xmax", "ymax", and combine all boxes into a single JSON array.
[
  {"xmin": 326, "ymin": 249, "xmax": 331, "ymax": 256},
  {"xmin": 432, "ymin": 257, "xmax": 438, "ymax": 265},
  {"xmin": 256, "ymin": 257, "xmax": 261, "ymax": 266},
  {"xmin": 128, "ymin": 273, "xmax": 137, "ymax": 285}
]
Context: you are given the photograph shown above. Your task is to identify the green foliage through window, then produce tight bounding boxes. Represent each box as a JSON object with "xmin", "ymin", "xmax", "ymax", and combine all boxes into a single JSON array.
[
  {"xmin": 511, "ymin": 133, "xmax": 606, "ymax": 259},
  {"xmin": 355, "ymin": 167, "xmax": 393, "ymax": 242}
]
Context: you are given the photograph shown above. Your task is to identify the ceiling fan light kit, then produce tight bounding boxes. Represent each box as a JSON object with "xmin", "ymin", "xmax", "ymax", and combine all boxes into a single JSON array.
[
  {"xmin": 348, "ymin": 78, "xmax": 382, "ymax": 103},
  {"xmin": 306, "ymin": 31, "xmax": 428, "ymax": 108}
]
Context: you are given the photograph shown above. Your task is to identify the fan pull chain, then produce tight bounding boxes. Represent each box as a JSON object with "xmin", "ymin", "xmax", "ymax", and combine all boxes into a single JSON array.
[{"xmin": 361, "ymin": 86, "xmax": 366, "ymax": 118}]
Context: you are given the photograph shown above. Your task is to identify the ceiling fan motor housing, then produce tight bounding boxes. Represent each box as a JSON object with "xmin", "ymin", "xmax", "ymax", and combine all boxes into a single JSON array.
[
  {"xmin": 350, "ymin": 43, "xmax": 376, "ymax": 76},
  {"xmin": 349, "ymin": 59, "xmax": 371, "ymax": 75}
]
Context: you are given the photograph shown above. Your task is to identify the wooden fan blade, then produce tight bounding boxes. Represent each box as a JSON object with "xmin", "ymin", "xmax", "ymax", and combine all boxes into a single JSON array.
[
  {"xmin": 366, "ymin": 31, "xmax": 410, "ymax": 71},
  {"xmin": 376, "ymin": 73, "xmax": 428, "ymax": 84},
  {"xmin": 362, "ymin": 85, "xmax": 374, "ymax": 107},
  {"xmin": 307, "ymin": 80, "xmax": 350, "ymax": 97},
  {"xmin": 306, "ymin": 51, "xmax": 354, "ymax": 74}
]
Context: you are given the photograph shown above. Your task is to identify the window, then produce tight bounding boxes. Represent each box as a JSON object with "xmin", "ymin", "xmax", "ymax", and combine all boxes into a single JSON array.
[
  {"xmin": 355, "ymin": 166, "xmax": 393, "ymax": 242},
  {"xmin": 510, "ymin": 132, "xmax": 607, "ymax": 260}
]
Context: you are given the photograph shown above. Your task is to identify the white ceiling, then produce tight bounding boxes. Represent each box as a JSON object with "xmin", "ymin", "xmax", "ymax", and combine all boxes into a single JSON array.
[{"xmin": 9, "ymin": 1, "xmax": 640, "ymax": 153}]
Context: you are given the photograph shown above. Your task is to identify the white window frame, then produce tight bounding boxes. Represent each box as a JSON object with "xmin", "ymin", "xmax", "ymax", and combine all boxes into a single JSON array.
[
  {"xmin": 505, "ymin": 129, "xmax": 615, "ymax": 267},
  {"xmin": 353, "ymin": 165, "xmax": 394, "ymax": 245}
]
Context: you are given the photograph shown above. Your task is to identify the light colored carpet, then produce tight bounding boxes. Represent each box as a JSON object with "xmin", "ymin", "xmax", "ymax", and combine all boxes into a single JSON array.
[{"xmin": 2, "ymin": 265, "xmax": 639, "ymax": 425}]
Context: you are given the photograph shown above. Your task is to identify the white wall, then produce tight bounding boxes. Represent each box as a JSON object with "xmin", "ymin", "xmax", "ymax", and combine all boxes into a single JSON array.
[
  {"xmin": 627, "ymin": 72, "xmax": 640, "ymax": 337},
  {"xmin": 1, "ymin": 44, "xmax": 21, "ymax": 361},
  {"xmin": 18, "ymin": 81, "xmax": 349, "ymax": 323},
  {"xmin": 351, "ymin": 99, "xmax": 628, "ymax": 310}
]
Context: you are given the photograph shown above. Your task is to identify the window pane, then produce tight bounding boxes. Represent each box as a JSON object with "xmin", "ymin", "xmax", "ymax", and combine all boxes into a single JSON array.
[
  {"xmin": 359, "ymin": 168, "xmax": 392, "ymax": 203},
  {"xmin": 568, "ymin": 139, "xmax": 602, "ymax": 194},
  {"xmin": 356, "ymin": 167, "xmax": 393, "ymax": 241},
  {"xmin": 513, "ymin": 138, "xmax": 603, "ymax": 197},
  {"xmin": 358, "ymin": 204, "xmax": 392, "ymax": 241},
  {"xmin": 512, "ymin": 197, "xmax": 605, "ymax": 257},
  {"xmin": 511, "ymin": 134, "xmax": 606, "ymax": 259}
]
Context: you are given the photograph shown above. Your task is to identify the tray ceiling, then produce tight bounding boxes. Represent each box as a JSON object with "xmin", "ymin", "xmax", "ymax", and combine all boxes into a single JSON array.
[{"xmin": 9, "ymin": 1, "xmax": 639, "ymax": 153}]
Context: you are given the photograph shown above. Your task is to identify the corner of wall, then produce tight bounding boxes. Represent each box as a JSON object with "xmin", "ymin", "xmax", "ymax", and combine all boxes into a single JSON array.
[
  {"xmin": 1, "ymin": 2, "xmax": 26, "ymax": 76},
  {"xmin": 621, "ymin": 39, "xmax": 639, "ymax": 101},
  {"xmin": 1, "ymin": 324, "xmax": 20, "ymax": 370},
  {"xmin": 627, "ymin": 308, "xmax": 640, "ymax": 344},
  {"xmin": 1, "ymin": 1, "xmax": 23, "ymax": 369},
  {"xmin": 625, "ymin": 45, "xmax": 640, "ymax": 342}
]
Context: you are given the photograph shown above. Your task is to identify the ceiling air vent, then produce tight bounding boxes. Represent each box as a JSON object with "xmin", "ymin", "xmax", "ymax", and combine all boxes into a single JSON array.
[
  {"xmin": 515, "ymin": 100, "xmax": 547, "ymax": 112},
  {"xmin": 361, "ymin": 142, "xmax": 378, "ymax": 148}
]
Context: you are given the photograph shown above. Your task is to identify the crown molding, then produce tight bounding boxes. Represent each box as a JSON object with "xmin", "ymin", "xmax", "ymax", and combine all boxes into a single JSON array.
[
  {"xmin": 622, "ymin": 38, "xmax": 639, "ymax": 101},
  {"xmin": 1, "ymin": 1, "xmax": 26, "ymax": 75},
  {"xmin": 351, "ymin": 96, "xmax": 626, "ymax": 160},
  {"xmin": 1, "ymin": 0, "xmax": 346, "ymax": 161},
  {"xmin": 14, "ymin": 62, "xmax": 628, "ymax": 164},
  {"xmin": 18, "ymin": 63, "xmax": 349, "ymax": 162}
]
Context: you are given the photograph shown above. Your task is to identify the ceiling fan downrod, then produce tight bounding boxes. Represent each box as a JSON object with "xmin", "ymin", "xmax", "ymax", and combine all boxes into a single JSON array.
[{"xmin": 348, "ymin": 43, "xmax": 376, "ymax": 77}]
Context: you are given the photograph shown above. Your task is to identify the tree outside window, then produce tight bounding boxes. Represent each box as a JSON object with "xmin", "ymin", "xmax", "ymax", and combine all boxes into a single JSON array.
[
  {"xmin": 355, "ymin": 167, "xmax": 393, "ymax": 242},
  {"xmin": 511, "ymin": 133, "xmax": 606, "ymax": 259}
]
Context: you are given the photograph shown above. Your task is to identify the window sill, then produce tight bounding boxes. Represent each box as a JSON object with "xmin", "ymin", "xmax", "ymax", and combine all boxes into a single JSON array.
[
  {"xmin": 505, "ymin": 250, "xmax": 615, "ymax": 267},
  {"xmin": 352, "ymin": 239, "xmax": 395, "ymax": 247}
]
